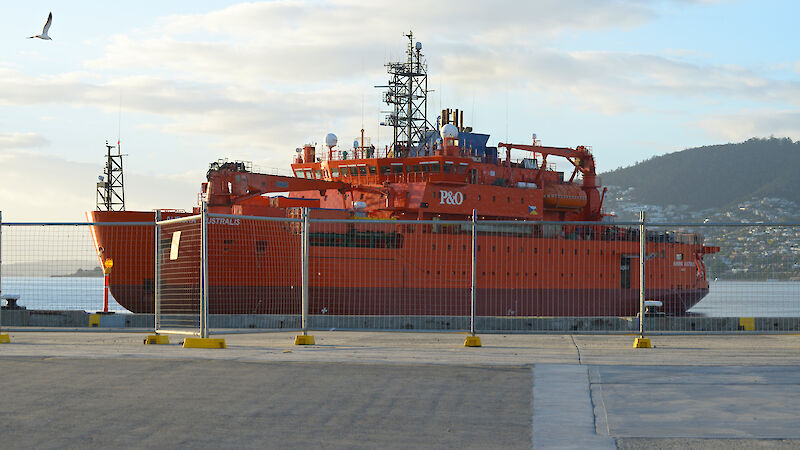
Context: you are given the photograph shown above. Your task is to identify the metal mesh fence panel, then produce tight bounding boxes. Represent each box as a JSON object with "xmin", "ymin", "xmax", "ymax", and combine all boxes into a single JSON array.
[
  {"xmin": 645, "ymin": 222, "xmax": 800, "ymax": 333},
  {"xmin": 206, "ymin": 213, "xmax": 302, "ymax": 330},
  {"xmin": 477, "ymin": 221, "xmax": 643, "ymax": 332},
  {"xmin": 301, "ymin": 217, "xmax": 473, "ymax": 331},
  {"xmin": 1, "ymin": 222, "xmax": 152, "ymax": 315},
  {"xmin": 156, "ymin": 215, "xmax": 202, "ymax": 334}
]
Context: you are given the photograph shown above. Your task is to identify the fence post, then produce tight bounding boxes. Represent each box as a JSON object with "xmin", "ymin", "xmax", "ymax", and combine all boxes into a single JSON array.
[
  {"xmin": 154, "ymin": 211, "xmax": 161, "ymax": 332},
  {"xmin": 0, "ymin": 211, "xmax": 7, "ymax": 343},
  {"xmin": 634, "ymin": 210, "xmax": 651, "ymax": 348},
  {"xmin": 295, "ymin": 207, "xmax": 315, "ymax": 345},
  {"xmin": 182, "ymin": 203, "xmax": 226, "ymax": 348},
  {"xmin": 145, "ymin": 211, "xmax": 170, "ymax": 345},
  {"xmin": 201, "ymin": 202, "xmax": 209, "ymax": 339},
  {"xmin": 465, "ymin": 209, "xmax": 481, "ymax": 347}
]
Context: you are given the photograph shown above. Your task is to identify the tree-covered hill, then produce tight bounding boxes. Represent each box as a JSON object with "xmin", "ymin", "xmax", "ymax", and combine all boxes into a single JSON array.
[{"xmin": 601, "ymin": 137, "xmax": 800, "ymax": 211}]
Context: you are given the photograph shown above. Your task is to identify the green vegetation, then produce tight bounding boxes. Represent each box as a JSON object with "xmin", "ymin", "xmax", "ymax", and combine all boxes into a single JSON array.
[{"xmin": 602, "ymin": 137, "xmax": 800, "ymax": 211}]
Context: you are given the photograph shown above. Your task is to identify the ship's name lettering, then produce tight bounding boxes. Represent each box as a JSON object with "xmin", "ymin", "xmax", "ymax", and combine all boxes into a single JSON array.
[
  {"xmin": 208, "ymin": 217, "xmax": 241, "ymax": 226},
  {"xmin": 439, "ymin": 190, "xmax": 464, "ymax": 206}
]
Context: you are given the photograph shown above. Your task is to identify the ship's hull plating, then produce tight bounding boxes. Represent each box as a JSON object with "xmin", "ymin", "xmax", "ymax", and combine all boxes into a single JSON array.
[
  {"xmin": 112, "ymin": 283, "xmax": 708, "ymax": 316},
  {"xmin": 89, "ymin": 211, "xmax": 712, "ymax": 317}
]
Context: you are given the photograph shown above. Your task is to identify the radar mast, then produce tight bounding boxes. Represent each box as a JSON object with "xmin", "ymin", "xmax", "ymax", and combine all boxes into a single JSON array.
[
  {"xmin": 377, "ymin": 32, "xmax": 434, "ymax": 156},
  {"xmin": 96, "ymin": 140, "xmax": 126, "ymax": 211}
]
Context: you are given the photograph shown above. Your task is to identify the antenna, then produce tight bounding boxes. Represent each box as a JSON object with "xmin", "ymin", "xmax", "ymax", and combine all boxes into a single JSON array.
[
  {"xmin": 118, "ymin": 92, "xmax": 122, "ymax": 146},
  {"xmin": 471, "ymin": 93, "xmax": 475, "ymax": 128},
  {"xmin": 505, "ymin": 90, "xmax": 509, "ymax": 143}
]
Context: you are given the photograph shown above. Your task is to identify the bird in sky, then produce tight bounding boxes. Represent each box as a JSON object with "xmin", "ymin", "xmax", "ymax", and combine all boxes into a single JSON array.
[{"xmin": 28, "ymin": 12, "xmax": 53, "ymax": 40}]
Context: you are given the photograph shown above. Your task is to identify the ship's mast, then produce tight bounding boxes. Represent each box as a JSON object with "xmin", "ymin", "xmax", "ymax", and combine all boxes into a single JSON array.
[
  {"xmin": 96, "ymin": 140, "xmax": 126, "ymax": 211},
  {"xmin": 377, "ymin": 32, "xmax": 433, "ymax": 156}
]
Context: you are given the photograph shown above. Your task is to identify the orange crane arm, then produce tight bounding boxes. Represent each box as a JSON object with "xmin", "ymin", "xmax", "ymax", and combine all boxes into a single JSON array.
[
  {"xmin": 205, "ymin": 168, "xmax": 349, "ymax": 206},
  {"xmin": 497, "ymin": 142, "xmax": 596, "ymax": 174}
]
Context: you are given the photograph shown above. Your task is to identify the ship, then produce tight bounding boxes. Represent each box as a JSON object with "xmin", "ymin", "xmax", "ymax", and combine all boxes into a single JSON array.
[{"xmin": 88, "ymin": 33, "xmax": 719, "ymax": 317}]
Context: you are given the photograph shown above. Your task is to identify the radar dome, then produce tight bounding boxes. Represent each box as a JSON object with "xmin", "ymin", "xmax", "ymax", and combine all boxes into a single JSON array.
[
  {"xmin": 441, "ymin": 123, "xmax": 459, "ymax": 139},
  {"xmin": 325, "ymin": 133, "xmax": 338, "ymax": 148}
]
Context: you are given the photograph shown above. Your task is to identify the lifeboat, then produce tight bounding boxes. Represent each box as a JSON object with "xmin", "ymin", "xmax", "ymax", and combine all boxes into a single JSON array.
[{"xmin": 543, "ymin": 184, "xmax": 587, "ymax": 210}]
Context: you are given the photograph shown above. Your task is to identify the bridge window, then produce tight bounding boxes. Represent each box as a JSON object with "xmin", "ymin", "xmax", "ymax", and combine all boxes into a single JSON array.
[
  {"xmin": 369, "ymin": 165, "xmax": 377, "ymax": 175},
  {"xmin": 295, "ymin": 170, "xmax": 306, "ymax": 179},
  {"xmin": 349, "ymin": 167, "xmax": 359, "ymax": 176},
  {"xmin": 392, "ymin": 165, "xmax": 404, "ymax": 174},
  {"xmin": 443, "ymin": 162, "xmax": 453, "ymax": 173},
  {"xmin": 358, "ymin": 166, "xmax": 367, "ymax": 175},
  {"xmin": 431, "ymin": 163, "xmax": 440, "ymax": 173},
  {"xmin": 315, "ymin": 170, "xmax": 322, "ymax": 178},
  {"xmin": 380, "ymin": 166, "xmax": 390, "ymax": 175},
  {"xmin": 331, "ymin": 167, "xmax": 340, "ymax": 177}
]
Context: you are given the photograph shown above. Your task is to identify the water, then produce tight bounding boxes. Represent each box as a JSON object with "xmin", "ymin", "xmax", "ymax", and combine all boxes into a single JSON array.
[
  {"xmin": 1, "ymin": 277, "xmax": 799, "ymax": 317},
  {"xmin": 1, "ymin": 276, "xmax": 126, "ymax": 313},
  {"xmin": 689, "ymin": 280, "xmax": 800, "ymax": 317}
]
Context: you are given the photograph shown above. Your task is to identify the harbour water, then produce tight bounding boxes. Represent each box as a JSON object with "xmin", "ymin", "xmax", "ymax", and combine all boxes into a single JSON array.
[
  {"xmin": 1, "ymin": 277, "xmax": 799, "ymax": 317},
  {"xmin": 1, "ymin": 276, "xmax": 126, "ymax": 313},
  {"xmin": 688, "ymin": 280, "xmax": 800, "ymax": 317}
]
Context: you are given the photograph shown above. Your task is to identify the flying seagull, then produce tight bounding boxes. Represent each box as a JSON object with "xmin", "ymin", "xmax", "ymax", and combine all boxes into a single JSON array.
[{"xmin": 29, "ymin": 12, "xmax": 53, "ymax": 40}]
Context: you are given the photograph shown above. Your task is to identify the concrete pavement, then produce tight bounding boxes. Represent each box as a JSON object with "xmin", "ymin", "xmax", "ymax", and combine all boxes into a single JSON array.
[{"xmin": 0, "ymin": 331, "xmax": 799, "ymax": 448}]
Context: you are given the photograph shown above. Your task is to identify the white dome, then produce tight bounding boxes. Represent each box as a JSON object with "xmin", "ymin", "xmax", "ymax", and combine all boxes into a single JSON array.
[
  {"xmin": 325, "ymin": 133, "xmax": 338, "ymax": 148},
  {"xmin": 441, "ymin": 123, "xmax": 459, "ymax": 139}
]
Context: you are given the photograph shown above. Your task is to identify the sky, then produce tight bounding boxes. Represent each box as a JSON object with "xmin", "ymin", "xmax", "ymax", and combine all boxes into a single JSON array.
[{"xmin": 1, "ymin": 0, "xmax": 799, "ymax": 221}]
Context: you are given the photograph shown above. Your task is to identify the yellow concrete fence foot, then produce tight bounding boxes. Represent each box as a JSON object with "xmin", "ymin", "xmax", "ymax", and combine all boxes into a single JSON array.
[
  {"xmin": 739, "ymin": 317, "xmax": 755, "ymax": 331},
  {"xmin": 144, "ymin": 335, "xmax": 170, "ymax": 345},
  {"xmin": 294, "ymin": 335, "xmax": 316, "ymax": 345},
  {"xmin": 0, "ymin": 333, "xmax": 10, "ymax": 344},
  {"xmin": 88, "ymin": 314, "xmax": 100, "ymax": 327},
  {"xmin": 183, "ymin": 337, "xmax": 226, "ymax": 349},
  {"xmin": 633, "ymin": 337, "xmax": 652, "ymax": 348},
  {"xmin": 464, "ymin": 335, "xmax": 482, "ymax": 347}
]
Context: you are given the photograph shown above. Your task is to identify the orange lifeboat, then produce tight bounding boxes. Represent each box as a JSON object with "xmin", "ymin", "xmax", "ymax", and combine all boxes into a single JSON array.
[{"xmin": 543, "ymin": 184, "xmax": 587, "ymax": 210}]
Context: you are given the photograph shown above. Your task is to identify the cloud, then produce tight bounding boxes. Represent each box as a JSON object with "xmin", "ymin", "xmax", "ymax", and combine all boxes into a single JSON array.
[
  {"xmin": 84, "ymin": 0, "xmax": 657, "ymax": 86},
  {"xmin": 0, "ymin": 0, "xmax": 795, "ymax": 207},
  {"xmin": 0, "ymin": 132, "xmax": 50, "ymax": 150},
  {"xmin": 697, "ymin": 110, "xmax": 800, "ymax": 142},
  {"xmin": 433, "ymin": 45, "xmax": 800, "ymax": 115},
  {"xmin": 0, "ymin": 149, "xmax": 198, "ymax": 222}
]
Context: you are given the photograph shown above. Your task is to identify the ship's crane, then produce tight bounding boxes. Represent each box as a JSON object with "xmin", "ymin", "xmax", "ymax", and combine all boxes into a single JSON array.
[
  {"xmin": 497, "ymin": 142, "xmax": 596, "ymax": 185},
  {"xmin": 498, "ymin": 142, "xmax": 604, "ymax": 220},
  {"xmin": 204, "ymin": 162, "xmax": 350, "ymax": 207}
]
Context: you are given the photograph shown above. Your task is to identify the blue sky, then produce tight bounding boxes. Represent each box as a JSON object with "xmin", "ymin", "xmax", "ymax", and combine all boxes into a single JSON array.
[{"xmin": 1, "ymin": 0, "xmax": 798, "ymax": 220}]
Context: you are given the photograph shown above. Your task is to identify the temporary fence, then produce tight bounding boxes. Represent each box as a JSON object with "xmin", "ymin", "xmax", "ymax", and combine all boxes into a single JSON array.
[
  {"xmin": 645, "ymin": 219, "xmax": 800, "ymax": 333},
  {"xmin": 155, "ymin": 212, "xmax": 204, "ymax": 336},
  {"xmin": 2, "ymin": 208, "xmax": 800, "ymax": 335},
  {"xmin": 205, "ymin": 212, "xmax": 302, "ymax": 329},
  {"xmin": 0, "ymin": 214, "xmax": 154, "ymax": 328}
]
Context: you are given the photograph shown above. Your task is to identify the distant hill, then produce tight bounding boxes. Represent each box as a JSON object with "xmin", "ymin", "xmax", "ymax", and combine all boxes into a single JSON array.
[{"xmin": 601, "ymin": 137, "xmax": 800, "ymax": 211}]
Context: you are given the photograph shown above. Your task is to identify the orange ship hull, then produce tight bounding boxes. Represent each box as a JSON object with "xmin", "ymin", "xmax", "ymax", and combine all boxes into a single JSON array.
[{"xmin": 89, "ymin": 210, "xmax": 711, "ymax": 316}]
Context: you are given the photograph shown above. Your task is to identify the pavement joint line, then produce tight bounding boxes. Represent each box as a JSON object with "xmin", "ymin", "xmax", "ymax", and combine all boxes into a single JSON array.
[
  {"xmin": 590, "ymin": 367, "xmax": 612, "ymax": 437},
  {"xmin": 532, "ymin": 364, "xmax": 616, "ymax": 449}
]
